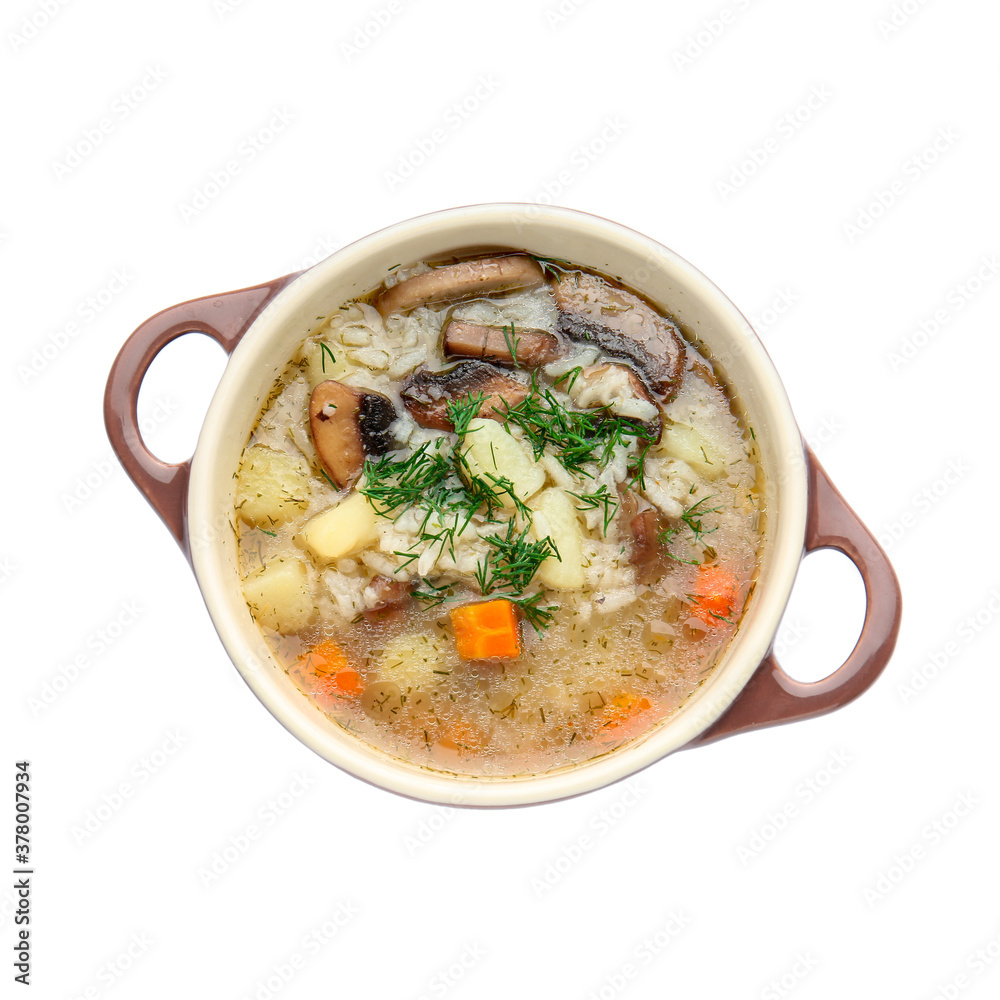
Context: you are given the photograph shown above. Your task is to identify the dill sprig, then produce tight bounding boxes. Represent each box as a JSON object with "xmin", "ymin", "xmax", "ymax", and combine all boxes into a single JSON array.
[
  {"xmin": 360, "ymin": 440, "xmax": 455, "ymax": 516},
  {"xmin": 500, "ymin": 323, "xmax": 520, "ymax": 366},
  {"xmin": 658, "ymin": 494, "xmax": 723, "ymax": 563},
  {"xmin": 475, "ymin": 520, "xmax": 560, "ymax": 596},
  {"xmin": 319, "ymin": 342, "xmax": 336, "ymax": 373},
  {"xmin": 531, "ymin": 254, "xmax": 574, "ymax": 279},
  {"xmin": 680, "ymin": 494, "xmax": 722, "ymax": 544},
  {"xmin": 497, "ymin": 591, "xmax": 558, "ymax": 633},
  {"xmin": 569, "ymin": 484, "xmax": 619, "ymax": 534},
  {"xmin": 410, "ymin": 579, "xmax": 454, "ymax": 610},
  {"xmin": 501, "ymin": 375, "xmax": 656, "ymax": 479},
  {"xmin": 445, "ymin": 392, "xmax": 487, "ymax": 437},
  {"xmin": 552, "ymin": 365, "xmax": 584, "ymax": 392}
]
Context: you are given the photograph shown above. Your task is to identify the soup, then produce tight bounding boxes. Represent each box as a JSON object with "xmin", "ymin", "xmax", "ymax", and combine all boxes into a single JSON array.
[{"xmin": 234, "ymin": 252, "xmax": 764, "ymax": 776}]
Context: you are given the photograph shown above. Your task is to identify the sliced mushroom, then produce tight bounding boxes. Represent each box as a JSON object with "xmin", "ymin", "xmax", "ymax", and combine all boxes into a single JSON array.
[
  {"xmin": 375, "ymin": 255, "xmax": 546, "ymax": 317},
  {"xmin": 564, "ymin": 363, "xmax": 663, "ymax": 442},
  {"xmin": 309, "ymin": 380, "xmax": 396, "ymax": 489},
  {"xmin": 443, "ymin": 318, "xmax": 565, "ymax": 368},
  {"xmin": 552, "ymin": 271, "xmax": 685, "ymax": 398},
  {"xmin": 360, "ymin": 574, "xmax": 413, "ymax": 621},
  {"xmin": 400, "ymin": 362, "xmax": 529, "ymax": 431},
  {"xmin": 630, "ymin": 509, "xmax": 660, "ymax": 569}
]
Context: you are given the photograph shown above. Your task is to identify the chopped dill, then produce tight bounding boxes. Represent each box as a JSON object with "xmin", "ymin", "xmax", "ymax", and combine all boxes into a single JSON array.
[
  {"xmin": 500, "ymin": 322, "xmax": 521, "ymax": 366},
  {"xmin": 658, "ymin": 494, "xmax": 723, "ymax": 563},
  {"xmin": 410, "ymin": 579, "xmax": 453, "ymax": 610},
  {"xmin": 553, "ymin": 365, "xmax": 584, "ymax": 392},
  {"xmin": 531, "ymin": 254, "xmax": 575, "ymax": 279},
  {"xmin": 446, "ymin": 392, "xmax": 487, "ymax": 436},
  {"xmin": 568, "ymin": 484, "xmax": 619, "ymax": 534},
  {"xmin": 475, "ymin": 520, "xmax": 560, "ymax": 596},
  {"xmin": 320, "ymin": 342, "xmax": 337, "ymax": 373}
]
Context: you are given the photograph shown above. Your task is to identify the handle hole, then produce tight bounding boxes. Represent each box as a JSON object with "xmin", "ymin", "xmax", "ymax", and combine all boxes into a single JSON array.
[
  {"xmin": 774, "ymin": 548, "xmax": 866, "ymax": 683},
  {"xmin": 137, "ymin": 332, "xmax": 229, "ymax": 464}
]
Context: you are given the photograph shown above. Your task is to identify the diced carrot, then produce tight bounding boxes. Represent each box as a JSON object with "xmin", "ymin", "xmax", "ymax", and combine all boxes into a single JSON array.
[
  {"xmin": 437, "ymin": 721, "xmax": 487, "ymax": 752},
  {"xmin": 295, "ymin": 640, "xmax": 363, "ymax": 706},
  {"xmin": 332, "ymin": 669, "xmax": 364, "ymax": 696},
  {"xmin": 449, "ymin": 599, "xmax": 523, "ymax": 660},
  {"xmin": 597, "ymin": 693, "xmax": 653, "ymax": 744},
  {"xmin": 690, "ymin": 564, "xmax": 738, "ymax": 627},
  {"xmin": 300, "ymin": 638, "xmax": 350, "ymax": 675}
]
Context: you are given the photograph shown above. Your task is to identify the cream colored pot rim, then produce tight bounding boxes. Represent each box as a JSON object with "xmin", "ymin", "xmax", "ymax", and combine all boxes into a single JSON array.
[{"xmin": 188, "ymin": 203, "xmax": 807, "ymax": 807}]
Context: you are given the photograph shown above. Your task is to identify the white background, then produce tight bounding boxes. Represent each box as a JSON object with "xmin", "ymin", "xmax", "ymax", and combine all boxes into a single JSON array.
[{"xmin": 5, "ymin": 0, "xmax": 1000, "ymax": 997}]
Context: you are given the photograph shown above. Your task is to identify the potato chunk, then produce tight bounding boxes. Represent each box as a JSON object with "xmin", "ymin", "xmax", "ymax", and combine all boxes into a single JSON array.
[
  {"xmin": 236, "ymin": 445, "xmax": 312, "ymax": 527},
  {"xmin": 460, "ymin": 418, "xmax": 545, "ymax": 509},
  {"xmin": 375, "ymin": 633, "xmax": 449, "ymax": 689},
  {"xmin": 298, "ymin": 492, "xmax": 380, "ymax": 561},
  {"xmin": 300, "ymin": 340, "xmax": 350, "ymax": 390},
  {"xmin": 243, "ymin": 558, "xmax": 315, "ymax": 633},
  {"xmin": 656, "ymin": 424, "xmax": 726, "ymax": 478},
  {"xmin": 529, "ymin": 488, "xmax": 585, "ymax": 590}
]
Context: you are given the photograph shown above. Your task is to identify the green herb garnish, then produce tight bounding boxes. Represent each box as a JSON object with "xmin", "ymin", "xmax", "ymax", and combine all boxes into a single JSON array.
[
  {"xmin": 658, "ymin": 494, "xmax": 723, "ymax": 564},
  {"xmin": 320, "ymin": 342, "xmax": 337, "ymax": 373},
  {"xmin": 531, "ymin": 254, "xmax": 574, "ymax": 279},
  {"xmin": 568, "ymin": 484, "xmax": 619, "ymax": 534},
  {"xmin": 475, "ymin": 520, "xmax": 560, "ymax": 596}
]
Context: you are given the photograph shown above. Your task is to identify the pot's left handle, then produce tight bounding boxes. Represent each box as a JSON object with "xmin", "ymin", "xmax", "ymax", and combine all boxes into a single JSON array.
[{"xmin": 103, "ymin": 275, "xmax": 298, "ymax": 561}]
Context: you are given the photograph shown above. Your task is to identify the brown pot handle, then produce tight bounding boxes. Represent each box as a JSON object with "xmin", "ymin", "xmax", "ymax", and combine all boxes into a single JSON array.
[
  {"xmin": 103, "ymin": 274, "xmax": 299, "ymax": 560},
  {"xmin": 689, "ymin": 446, "xmax": 902, "ymax": 747}
]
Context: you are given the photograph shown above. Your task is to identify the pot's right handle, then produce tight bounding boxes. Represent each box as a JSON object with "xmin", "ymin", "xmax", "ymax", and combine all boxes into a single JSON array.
[
  {"xmin": 689, "ymin": 447, "xmax": 902, "ymax": 746},
  {"xmin": 103, "ymin": 275, "xmax": 298, "ymax": 561}
]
